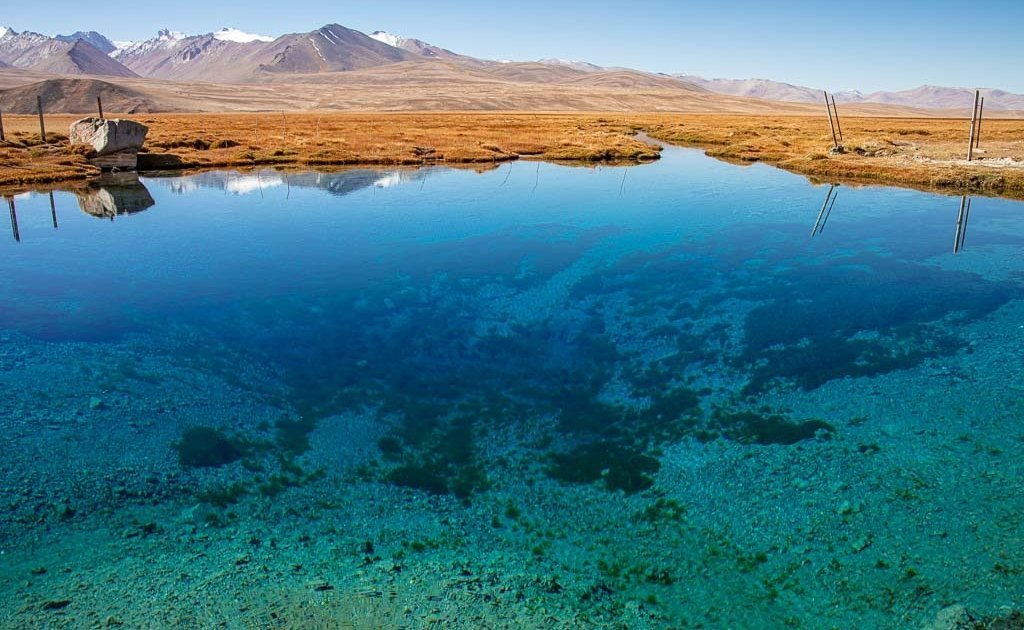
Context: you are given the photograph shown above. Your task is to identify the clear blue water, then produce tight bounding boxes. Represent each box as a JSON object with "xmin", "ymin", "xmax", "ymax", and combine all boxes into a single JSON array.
[{"xmin": 1, "ymin": 148, "xmax": 1022, "ymax": 627}]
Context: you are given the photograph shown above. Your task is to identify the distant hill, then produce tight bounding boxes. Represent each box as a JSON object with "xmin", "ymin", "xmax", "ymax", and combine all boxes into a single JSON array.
[
  {"xmin": 0, "ymin": 78, "xmax": 155, "ymax": 113},
  {"xmin": 845, "ymin": 85, "xmax": 1024, "ymax": 111},
  {"xmin": 673, "ymin": 75, "xmax": 824, "ymax": 103},
  {"xmin": 673, "ymin": 74, "xmax": 1024, "ymax": 111}
]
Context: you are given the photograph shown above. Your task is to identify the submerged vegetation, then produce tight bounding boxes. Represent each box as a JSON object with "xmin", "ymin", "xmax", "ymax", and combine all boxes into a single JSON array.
[{"xmin": 174, "ymin": 427, "xmax": 247, "ymax": 468}]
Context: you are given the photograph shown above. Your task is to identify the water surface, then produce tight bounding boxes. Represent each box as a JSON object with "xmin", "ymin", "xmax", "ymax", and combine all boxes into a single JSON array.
[{"xmin": 1, "ymin": 148, "xmax": 1023, "ymax": 627}]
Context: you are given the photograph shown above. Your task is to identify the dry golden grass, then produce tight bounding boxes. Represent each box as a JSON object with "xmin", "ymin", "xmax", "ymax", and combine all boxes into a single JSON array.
[
  {"xmin": 1, "ymin": 111, "xmax": 1022, "ymax": 198},
  {"xmin": 0, "ymin": 112, "xmax": 660, "ymax": 187},
  {"xmin": 641, "ymin": 114, "xmax": 1024, "ymax": 197}
]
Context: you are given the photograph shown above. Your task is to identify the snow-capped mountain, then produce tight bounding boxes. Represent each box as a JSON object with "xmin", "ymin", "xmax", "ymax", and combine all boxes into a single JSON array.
[
  {"xmin": 369, "ymin": 30, "xmax": 468, "ymax": 60},
  {"xmin": 213, "ymin": 27, "xmax": 274, "ymax": 43},
  {"xmin": 538, "ymin": 59, "xmax": 605, "ymax": 72},
  {"xmin": 55, "ymin": 31, "xmax": 117, "ymax": 54},
  {"xmin": 106, "ymin": 24, "xmax": 415, "ymax": 82},
  {"xmin": 0, "ymin": 28, "xmax": 54, "ymax": 65},
  {"xmin": 369, "ymin": 31, "xmax": 404, "ymax": 48},
  {"xmin": 0, "ymin": 26, "xmax": 13, "ymax": 39},
  {"xmin": 0, "ymin": 27, "xmax": 136, "ymax": 76}
]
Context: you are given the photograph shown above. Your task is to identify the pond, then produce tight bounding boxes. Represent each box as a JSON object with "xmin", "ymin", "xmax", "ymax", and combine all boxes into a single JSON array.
[{"xmin": 1, "ymin": 147, "xmax": 1022, "ymax": 627}]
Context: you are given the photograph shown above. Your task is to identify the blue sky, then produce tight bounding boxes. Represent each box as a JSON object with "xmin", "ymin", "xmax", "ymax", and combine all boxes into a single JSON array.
[{"xmin": 6, "ymin": 0, "xmax": 1024, "ymax": 93}]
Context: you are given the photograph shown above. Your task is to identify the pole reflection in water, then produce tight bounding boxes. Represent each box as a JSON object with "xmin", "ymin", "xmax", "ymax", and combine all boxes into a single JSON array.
[
  {"xmin": 6, "ymin": 196, "xmax": 18, "ymax": 243},
  {"xmin": 49, "ymin": 191, "xmax": 58, "ymax": 230},
  {"xmin": 812, "ymin": 184, "xmax": 838, "ymax": 237},
  {"xmin": 954, "ymin": 194, "xmax": 972, "ymax": 254}
]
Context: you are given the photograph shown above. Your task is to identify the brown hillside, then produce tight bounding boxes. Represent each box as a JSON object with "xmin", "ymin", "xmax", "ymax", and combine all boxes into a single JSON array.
[{"xmin": 0, "ymin": 79, "xmax": 157, "ymax": 114}]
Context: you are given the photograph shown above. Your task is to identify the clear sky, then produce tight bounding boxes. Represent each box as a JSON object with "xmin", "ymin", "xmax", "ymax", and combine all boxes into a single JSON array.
[{"xmin": 5, "ymin": 0, "xmax": 1023, "ymax": 93}]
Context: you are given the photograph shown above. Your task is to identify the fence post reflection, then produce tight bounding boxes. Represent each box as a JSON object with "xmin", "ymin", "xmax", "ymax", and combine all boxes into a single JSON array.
[
  {"xmin": 954, "ymin": 195, "xmax": 971, "ymax": 254},
  {"xmin": 49, "ymin": 191, "xmax": 58, "ymax": 230},
  {"xmin": 7, "ymin": 196, "xmax": 19, "ymax": 243},
  {"xmin": 812, "ymin": 184, "xmax": 838, "ymax": 237}
]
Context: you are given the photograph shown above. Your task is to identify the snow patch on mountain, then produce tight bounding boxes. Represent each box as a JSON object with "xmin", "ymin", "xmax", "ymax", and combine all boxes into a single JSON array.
[
  {"xmin": 213, "ymin": 27, "xmax": 273, "ymax": 43},
  {"xmin": 0, "ymin": 26, "xmax": 11, "ymax": 39},
  {"xmin": 369, "ymin": 31, "xmax": 405, "ymax": 48},
  {"xmin": 113, "ymin": 29, "xmax": 188, "ymax": 61}
]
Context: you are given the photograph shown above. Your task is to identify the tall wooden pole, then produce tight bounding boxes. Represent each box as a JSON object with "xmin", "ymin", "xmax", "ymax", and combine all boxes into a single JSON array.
[
  {"xmin": 97, "ymin": 96, "xmax": 104, "ymax": 120},
  {"xmin": 0, "ymin": 109, "xmax": 5, "ymax": 142},
  {"xmin": 831, "ymin": 95, "xmax": 843, "ymax": 141},
  {"xmin": 967, "ymin": 90, "xmax": 980, "ymax": 161},
  {"xmin": 975, "ymin": 97, "xmax": 984, "ymax": 149},
  {"xmin": 824, "ymin": 91, "xmax": 838, "ymax": 149},
  {"xmin": 37, "ymin": 96, "xmax": 46, "ymax": 144}
]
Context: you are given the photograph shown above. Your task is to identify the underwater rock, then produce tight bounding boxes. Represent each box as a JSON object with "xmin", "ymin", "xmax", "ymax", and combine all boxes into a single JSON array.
[{"xmin": 924, "ymin": 605, "xmax": 974, "ymax": 629}]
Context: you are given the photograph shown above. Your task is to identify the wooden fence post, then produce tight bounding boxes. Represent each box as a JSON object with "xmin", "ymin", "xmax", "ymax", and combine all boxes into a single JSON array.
[
  {"xmin": 967, "ymin": 90, "xmax": 980, "ymax": 161},
  {"xmin": 0, "ymin": 109, "xmax": 5, "ymax": 142},
  {"xmin": 97, "ymin": 96, "xmax": 104, "ymax": 120},
  {"xmin": 37, "ymin": 96, "xmax": 47, "ymax": 144},
  {"xmin": 823, "ymin": 91, "xmax": 838, "ymax": 149},
  {"xmin": 831, "ymin": 95, "xmax": 843, "ymax": 142},
  {"xmin": 975, "ymin": 97, "xmax": 984, "ymax": 149}
]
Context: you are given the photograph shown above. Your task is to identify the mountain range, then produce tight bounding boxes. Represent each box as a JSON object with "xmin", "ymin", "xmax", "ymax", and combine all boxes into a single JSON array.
[
  {"xmin": 0, "ymin": 23, "xmax": 1021, "ymax": 113},
  {"xmin": 672, "ymin": 75, "xmax": 1024, "ymax": 112}
]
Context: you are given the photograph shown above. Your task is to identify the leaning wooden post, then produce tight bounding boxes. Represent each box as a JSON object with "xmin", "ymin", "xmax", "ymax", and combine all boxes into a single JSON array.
[
  {"xmin": 37, "ymin": 96, "xmax": 47, "ymax": 144},
  {"xmin": 823, "ymin": 91, "xmax": 838, "ymax": 149},
  {"xmin": 831, "ymin": 95, "xmax": 843, "ymax": 142},
  {"xmin": 0, "ymin": 109, "xmax": 5, "ymax": 142},
  {"xmin": 967, "ymin": 90, "xmax": 980, "ymax": 161},
  {"xmin": 97, "ymin": 96, "xmax": 104, "ymax": 120},
  {"xmin": 975, "ymin": 97, "xmax": 984, "ymax": 149}
]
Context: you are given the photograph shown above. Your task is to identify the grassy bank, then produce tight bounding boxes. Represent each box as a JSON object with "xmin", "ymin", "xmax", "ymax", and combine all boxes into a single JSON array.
[
  {"xmin": 0, "ymin": 113, "xmax": 661, "ymax": 188},
  {"xmin": 1, "ymin": 112, "xmax": 1022, "ymax": 198},
  {"xmin": 640, "ymin": 114, "xmax": 1024, "ymax": 198}
]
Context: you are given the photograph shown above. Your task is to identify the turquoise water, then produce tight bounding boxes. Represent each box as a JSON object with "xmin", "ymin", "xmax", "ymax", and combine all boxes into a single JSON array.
[{"xmin": 1, "ymin": 148, "xmax": 1023, "ymax": 628}]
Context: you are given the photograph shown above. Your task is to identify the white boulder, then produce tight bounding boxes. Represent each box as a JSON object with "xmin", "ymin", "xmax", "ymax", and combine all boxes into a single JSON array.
[{"xmin": 69, "ymin": 117, "xmax": 148, "ymax": 156}]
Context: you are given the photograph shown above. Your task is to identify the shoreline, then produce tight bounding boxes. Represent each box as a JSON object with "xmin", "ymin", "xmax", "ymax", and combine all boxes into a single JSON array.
[{"xmin": 1, "ymin": 112, "xmax": 1022, "ymax": 200}]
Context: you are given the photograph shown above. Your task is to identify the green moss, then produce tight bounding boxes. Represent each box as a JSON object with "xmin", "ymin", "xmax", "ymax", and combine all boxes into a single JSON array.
[
  {"xmin": 174, "ymin": 426, "xmax": 247, "ymax": 468},
  {"xmin": 504, "ymin": 501, "xmax": 521, "ymax": 520},
  {"xmin": 547, "ymin": 442, "xmax": 660, "ymax": 494},
  {"xmin": 635, "ymin": 498, "xmax": 688, "ymax": 524},
  {"xmin": 388, "ymin": 461, "xmax": 450, "ymax": 495},
  {"xmin": 196, "ymin": 482, "xmax": 250, "ymax": 508},
  {"xmin": 275, "ymin": 416, "xmax": 317, "ymax": 455},
  {"xmin": 377, "ymin": 436, "xmax": 403, "ymax": 458},
  {"xmin": 714, "ymin": 409, "xmax": 834, "ymax": 445}
]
